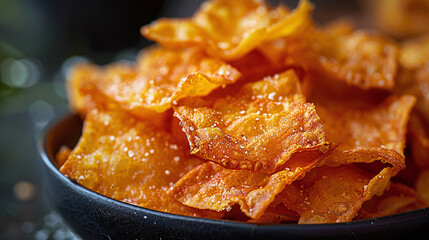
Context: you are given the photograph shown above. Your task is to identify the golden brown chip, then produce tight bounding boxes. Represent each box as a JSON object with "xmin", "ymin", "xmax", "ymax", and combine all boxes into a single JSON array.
[
  {"xmin": 317, "ymin": 95, "xmax": 415, "ymax": 168},
  {"xmin": 170, "ymin": 115, "xmax": 190, "ymax": 147},
  {"xmin": 278, "ymin": 165, "xmax": 399, "ymax": 224},
  {"xmin": 55, "ymin": 146, "xmax": 72, "ymax": 167},
  {"xmin": 259, "ymin": 21, "xmax": 398, "ymax": 90},
  {"xmin": 399, "ymin": 33, "xmax": 429, "ymax": 69},
  {"xmin": 66, "ymin": 63, "xmax": 169, "ymax": 128},
  {"xmin": 272, "ymin": 89, "xmax": 415, "ymax": 224},
  {"xmin": 171, "ymin": 149, "xmax": 329, "ymax": 219},
  {"xmin": 95, "ymin": 47, "xmax": 240, "ymax": 113},
  {"xmin": 60, "ymin": 109, "xmax": 222, "ymax": 218},
  {"xmin": 174, "ymin": 70, "xmax": 331, "ymax": 172},
  {"xmin": 202, "ymin": 51, "xmax": 294, "ymax": 103},
  {"xmin": 66, "ymin": 63, "xmax": 116, "ymax": 117},
  {"xmin": 357, "ymin": 182, "xmax": 428, "ymax": 220},
  {"xmin": 141, "ymin": 0, "xmax": 313, "ymax": 60},
  {"xmin": 364, "ymin": 0, "xmax": 429, "ymax": 38},
  {"xmin": 407, "ymin": 113, "xmax": 429, "ymax": 168},
  {"xmin": 248, "ymin": 199, "xmax": 299, "ymax": 224},
  {"xmin": 416, "ymin": 169, "xmax": 429, "ymax": 205},
  {"xmin": 397, "ymin": 35, "xmax": 429, "ymax": 123}
]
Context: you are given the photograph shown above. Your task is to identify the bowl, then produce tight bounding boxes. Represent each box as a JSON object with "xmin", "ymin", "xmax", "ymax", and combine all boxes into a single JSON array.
[{"xmin": 38, "ymin": 114, "xmax": 429, "ymax": 240}]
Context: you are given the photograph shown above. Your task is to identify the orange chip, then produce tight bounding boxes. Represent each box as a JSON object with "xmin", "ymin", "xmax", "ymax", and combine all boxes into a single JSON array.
[
  {"xmin": 273, "ymin": 94, "xmax": 415, "ymax": 223},
  {"xmin": 171, "ymin": 148, "xmax": 330, "ymax": 219},
  {"xmin": 55, "ymin": 146, "xmax": 72, "ymax": 167},
  {"xmin": 248, "ymin": 199, "xmax": 299, "ymax": 224},
  {"xmin": 278, "ymin": 165, "xmax": 399, "ymax": 223},
  {"xmin": 174, "ymin": 70, "xmax": 332, "ymax": 172},
  {"xmin": 315, "ymin": 30, "xmax": 397, "ymax": 90},
  {"xmin": 203, "ymin": 51, "xmax": 295, "ymax": 104},
  {"xmin": 317, "ymin": 95, "xmax": 415, "ymax": 168},
  {"xmin": 170, "ymin": 115, "xmax": 190, "ymax": 148},
  {"xmin": 397, "ymin": 35, "xmax": 429, "ymax": 123},
  {"xmin": 66, "ymin": 63, "xmax": 116, "ymax": 117},
  {"xmin": 66, "ymin": 63, "xmax": 169, "ymax": 128},
  {"xmin": 60, "ymin": 109, "xmax": 222, "ymax": 218},
  {"xmin": 365, "ymin": 0, "xmax": 429, "ymax": 38},
  {"xmin": 399, "ymin": 33, "xmax": 429, "ymax": 70},
  {"xmin": 259, "ymin": 20, "xmax": 398, "ymax": 90},
  {"xmin": 94, "ymin": 47, "xmax": 240, "ymax": 114},
  {"xmin": 416, "ymin": 169, "xmax": 429, "ymax": 205},
  {"xmin": 229, "ymin": 50, "xmax": 294, "ymax": 84},
  {"xmin": 407, "ymin": 113, "xmax": 429, "ymax": 168},
  {"xmin": 357, "ymin": 182, "xmax": 428, "ymax": 220},
  {"xmin": 141, "ymin": 0, "xmax": 313, "ymax": 60},
  {"xmin": 396, "ymin": 36, "xmax": 429, "ymax": 168}
]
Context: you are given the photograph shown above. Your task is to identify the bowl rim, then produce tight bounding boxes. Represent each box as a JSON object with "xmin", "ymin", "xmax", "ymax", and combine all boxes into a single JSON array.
[{"xmin": 38, "ymin": 113, "xmax": 429, "ymax": 232}]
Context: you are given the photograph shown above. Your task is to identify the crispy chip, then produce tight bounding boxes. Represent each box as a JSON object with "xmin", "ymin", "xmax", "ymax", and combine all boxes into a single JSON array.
[
  {"xmin": 396, "ymin": 35, "xmax": 429, "ymax": 168},
  {"xmin": 278, "ymin": 165, "xmax": 399, "ymax": 223},
  {"xmin": 271, "ymin": 94, "xmax": 415, "ymax": 223},
  {"xmin": 174, "ymin": 70, "xmax": 331, "ymax": 172},
  {"xmin": 93, "ymin": 47, "xmax": 240, "ymax": 113},
  {"xmin": 60, "ymin": 109, "xmax": 221, "ymax": 218},
  {"xmin": 248, "ymin": 199, "xmax": 299, "ymax": 224},
  {"xmin": 315, "ymin": 30, "xmax": 397, "ymax": 90},
  {"xmin": 66, "ymin": 63, "xmax": 169, "ymax": 128},
  {"xmin": 317, "ymin": 95, "xmax": 415, "ymax": 168},
  {"xmin": 399, "ymin": 33, "xmax": 429, "ymax": 69},
  {"xmin": 416, "ymin": 169, "xmax": 429, "ymax": 205},
  {"xmin": 365, "ymin": 0, "xmax": 429, "ymax": 38},
  {"xmin": 407, "ymin": 113, "xmax": 429, "ymax": 168},
  {"xmin": 66, "ymin": 63, "xmax": 116, "ymax": 117},
  {"xmin": 259, "ymin": 21, "xmax": 398, "ymax": 90},
  {"xmin": 357, "ymin": 182, "xmax": 428, "ymax": 220},
  {"xmin": 203, "ymin": 51, "xmax": 296, "ymax": 104},
  {"xmin": 55, "ymin": 146, "xmax": 72, "ymax": 167},
  {"xmin": 141, "ymin": 0, "xmax": 313, "ymax": 60},
  {"xmin": 171, "ymin": 149, "xmax": 329, "ymax": 219},
  {"xmin": 397, "ymin": 35, "xmax": 429, "ymax": 123}
]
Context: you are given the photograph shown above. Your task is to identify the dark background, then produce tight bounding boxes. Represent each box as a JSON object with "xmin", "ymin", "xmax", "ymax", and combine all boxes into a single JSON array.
[{"xmin": 0, "ymin": 0, "xmax": 361, "ymax": 239}]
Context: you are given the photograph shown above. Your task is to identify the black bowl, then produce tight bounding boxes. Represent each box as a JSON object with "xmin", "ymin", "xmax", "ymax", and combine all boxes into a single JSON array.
[{"xmin": 38, "ymin": 114, "xmax": 429, "ymax": 240}]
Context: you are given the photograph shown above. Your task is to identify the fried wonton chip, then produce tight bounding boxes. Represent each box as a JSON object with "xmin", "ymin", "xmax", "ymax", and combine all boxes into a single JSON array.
[
  {"xmin": 67, "ymin": 63, "xmax": 117, "ymax": 117},
  {"xmin": 407, "ymin": 113, "xmax": 429, "ymax": 168},
  {"xmin": 397, "ymin": 35, "xmax": 429, "ymax": 122},
  {"xmin": 248, "ymin": 198, "xmax": 299, "ymax": 224},
  {"xmin": 317, "ymin": 95, "xmax": 415, "ymax": 168},
  {"xmin": 203, "ymin": 51, "xmax": 295, "ymax": 103},
  {"xmin": 174, "ymin": 70, "xmax": 331, "ymax": 172},
  {"xmin": 396, "ymin": 35, "xmax": 429, "ymax": 167},
  {"xmin": 171, "ymin": 148, "xmax": 330, "ymax": 219},
  {"xmin": 141, "ymin": 0, "xmax": 313, "ymax": 60},
  {"xmin": 92, "ymin": 47, "xmax": 240, "ymax": 114},
  {"xmin": 399, "ymin": 33, "xmax": 429, "ymax": 70},
  {"xmin": 60, "ymin": 109, "xmax": 222, "ymax": 218},
  {"xmin": 259, "ymin": 21, "xmax": 398, "ymax": 90},
  {"xmin": 364, "ymin": 0, "xmax": 429, "ymax": 38},
  {"xmin": 278, "ymin": 165, "xmax": 399, "ymax": 223},
  {"xmin": 55, "ymin": 146, "xmax": 72, "ymax": 167},
  {"xmin": 416, "ymin": 169, "xmax": 429, "ymax": 205},
  {"xmin": 357, "ymin": 182, "xmax": 428, "ymax": 220},
  {"xmin": 66, "ymin": 63, "xmax": 169, "ymax": 128},
  {"xmin": 271, "ymin": 94, "xmax": 415, "ymax": 223}
]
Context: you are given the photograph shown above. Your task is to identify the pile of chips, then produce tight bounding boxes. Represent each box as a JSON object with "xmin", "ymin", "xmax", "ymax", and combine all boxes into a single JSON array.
[{"xmin": 59, "ymin": 0, "xmax": 429, "ymax": 224}]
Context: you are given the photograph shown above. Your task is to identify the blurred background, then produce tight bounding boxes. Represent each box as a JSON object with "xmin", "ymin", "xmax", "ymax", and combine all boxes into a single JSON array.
[{"xmin": 1, "ymin": 0, "xmax": 428, "ymax": 239}]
